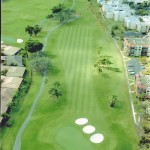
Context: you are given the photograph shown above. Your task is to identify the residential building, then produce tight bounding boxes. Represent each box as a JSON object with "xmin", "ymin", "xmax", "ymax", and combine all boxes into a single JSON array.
[
  {"xmin": 135, "ymin": 73, "xmax": 150, "ymax": 98},
  {"xmin": 1, "ymin": 66, "xmax": 26, "ymax": 78},
  {"xmin": 124, "ymin": 16, "xmax": 140, "ymax": 29},
  {"xmin": 136, "ymin": 16, "xmax": 150, "ymax": 33},
  {"xmin": 1, "ymin": 45, "xmax": 20, "ymax": 56},
  {"xmin": 124, "ymin": 16, "xmax": 150, "ymax": 33},
  {"xmin": 1, "ymin": 55, "xmax": 24, "ymax": 66},
  {"xmin": 102, "ymin": 2, "xmax": 131, "ymax": 20},
  {"xmin": 137, "ymin": 22, "xmax": 150, "ymax": 33},
  {"xmin": 102, "ymin": 4, "xmax": 114, "ymax": 18},
  {"xmin": 123, "ymin": 37, "xmax": 150, "ymax": 56}
]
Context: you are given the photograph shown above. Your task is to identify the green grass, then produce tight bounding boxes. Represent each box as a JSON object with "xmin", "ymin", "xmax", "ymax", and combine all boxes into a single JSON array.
[{"xmin": 1, "ymin": 0, "xmax": 139, "ymax": 150}]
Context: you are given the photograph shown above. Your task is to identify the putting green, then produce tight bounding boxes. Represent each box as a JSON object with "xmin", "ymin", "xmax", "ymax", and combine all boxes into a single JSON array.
[{"xmin": 56, "ymin": 126, "xmax": 95, "ymax": 150}]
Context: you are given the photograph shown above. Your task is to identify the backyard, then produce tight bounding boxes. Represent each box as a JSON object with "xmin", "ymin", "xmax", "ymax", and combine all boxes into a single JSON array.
[{"xmin": 1, "ymin": 0, "xmax": 139, "ymax": 150}]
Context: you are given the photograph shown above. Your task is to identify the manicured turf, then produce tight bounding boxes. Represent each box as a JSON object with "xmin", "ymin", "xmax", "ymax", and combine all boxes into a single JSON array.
[{"xmin": 1, "ymin": 0, "xmax": 139, "ymax": 150}]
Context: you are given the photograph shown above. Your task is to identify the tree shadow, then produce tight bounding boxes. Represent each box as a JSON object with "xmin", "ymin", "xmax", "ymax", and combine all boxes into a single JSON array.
[
  {"xmin": 116, "ymin": 101, "xmax": 124, "ymax": 109},
  {"xmin": 45, "ymin": 52, "xmax": 57, "ymax": 59},
  {"xmin": 101, "ymin": 73, "xmax": 110, "ymax": 78},
  {"xmin": 49, "ymin": 66, "xmax": 60, "ymax": 76},
  {"xmin": 105, "ymin": 67, "xmax": 121, "ymax": 73}
]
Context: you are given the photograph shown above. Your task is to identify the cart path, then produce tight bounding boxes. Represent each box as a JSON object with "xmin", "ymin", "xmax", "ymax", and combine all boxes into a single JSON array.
[{"xmin": 13, "ymin": 0, "xmax": 78, "ymax": 149}]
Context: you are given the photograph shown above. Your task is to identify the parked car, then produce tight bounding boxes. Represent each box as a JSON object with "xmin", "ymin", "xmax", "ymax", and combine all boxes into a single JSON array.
[
  {"xmin": 128, "ymin": 63, "xmax": 134, "ymax": 67},
  {"xmin": 141, "ymin": 65, "xmax": 145, "ymax": 69},
  {"xmin": 128, "ymin": 69, "xmax": 134, "ymax": 72},
  {"xmin": 130, "ymin": 71, "xmax": 135, "ymax": 75}
]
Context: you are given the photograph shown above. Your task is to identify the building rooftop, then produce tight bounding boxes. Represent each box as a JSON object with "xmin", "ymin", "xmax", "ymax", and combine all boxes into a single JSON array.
[
  {"xmin": 1, "ymin": 45, "xmax": 20, "ymax": 56},
  {"xmin": 1, "ymin": 76, "xmax": 23, "ymax": 89},
  {"xmin": 1, "ymin": 66, "xmax": 26, "ymax": 77},
  {"xmin": 0, "ymin": 87, "xmax": 16, "ymax": 114},
  {"xmin": 124, "ymin": 37, "xmax": 150, "ymax": 47},
  {"xmin": 125, "ymin": 16, "xmax": 140, "ymax": 23}
]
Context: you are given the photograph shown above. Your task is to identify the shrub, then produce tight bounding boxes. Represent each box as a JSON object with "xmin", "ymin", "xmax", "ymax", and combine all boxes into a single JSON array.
[{"xmin": 143, "ymin": 126, "xmax": 150, "ymax": 134}]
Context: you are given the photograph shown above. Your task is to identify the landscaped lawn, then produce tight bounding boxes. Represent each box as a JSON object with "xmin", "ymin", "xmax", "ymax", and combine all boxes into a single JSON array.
[{"xmin": 1, "ymin": 0, "xmax": 139, "ymax": 150}]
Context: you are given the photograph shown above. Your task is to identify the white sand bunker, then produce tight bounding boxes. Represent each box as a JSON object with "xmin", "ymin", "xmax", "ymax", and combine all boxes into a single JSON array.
[
  {"xmin": 75, "ymin": 118, "xmax": 88, "ymax": 125},
  {"xmin": 83, "ymin": 125, "xmax": 95, "ymax": 134},
  {"xmin": 90, "ymin": 133, "xmax": 104, "ymax": 143},
  {"xmin": 17, "ymin": 39, "xmax": 23, "ymax": 43},
  {"xmin": 1, "ymin": 41, "xmax": 3, "ymax": 44}
]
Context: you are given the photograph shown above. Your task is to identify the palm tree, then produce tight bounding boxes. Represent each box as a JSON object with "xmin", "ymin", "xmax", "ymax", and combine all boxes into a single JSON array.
[
  {"xmin": 49, "ymin": 81, "xmax": 62, "ymax": 99},
  {"xmin": 46, "ymin": 14, "xmax": 53, "ymax": 22},
  {"xmin": 33, "ymin": 25, "xmax": 42, "ymax": 36},
  {"xmin": 110, "ymin": 95, "xmax": 118, "ymax": 108},
  {"xmin": 25, "ymin": 25, "xmax": 34, "ymax": 36}
]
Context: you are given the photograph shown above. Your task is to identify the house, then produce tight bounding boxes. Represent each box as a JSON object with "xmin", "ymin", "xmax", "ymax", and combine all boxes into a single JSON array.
[
  {"xmin": 113, "ymin": 10, "xmax": 130, "ymax": 21},
  {"xmin": 137, "ymin": 22, "xmax": 150, "ymax": 33},
  {"xmin": 135, "ymin": 73, "xmax": 150, "ymax": 98},
  {"xmin": 123, "ymin": 37, "xmax": 150, "ymax": 56},
  {"xmin": 136, "ymin": 16, "xmax": 150, "ymax": 33},
  {"xmin": 124, "ymin": 16, "xmax": 150, "ymax": 33},
  {"xmin": 1, "ymin": 55, "xmax": 23, "ymax": 66},
  {"xmin": 102, "ymin": 2, "xmax": 131, "ymax": 20},
  {"xmin": 1, "ymin": 87, "xmax": 16, "ymax": 115},
  {"xmin": 1, "ymin": 76, "xmax": 23, "ymax": 89},
  {"xmin": 0, "ymin": 76, "xmax": 23, "ymax": 120},
  {"xmin": 1, "ymin": 66, "xmax": 26, "ymax": 78},
  {"xmin": 1, "ymin": 45, "xmax": 20, "ymax": 56},
  {"xmin": 102, "ymin": 4, "xmax": 114, "ymax": 18}
]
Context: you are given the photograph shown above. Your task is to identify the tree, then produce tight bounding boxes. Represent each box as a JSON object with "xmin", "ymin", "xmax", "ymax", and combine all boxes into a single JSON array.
[
  {"xmin": 1, "ymin": 113, "xmax": 10, "ymax": 120},
  {"xmin": 143, "ymin": 126, "xmax": 150, "ymax": 134},
  {"xmin": 30, "ymin": 52, "xmax": 52, "ymax": 75},
  {"xmin": 25, "ymin": 25, "xmax": 34, "ymax": 36},
  {"xmin": 110, "ymin": 95, "xmax": 118, "ymax": 108},
  {"xmin": 25, "ymin": 39, "xmax": 43, "ymax": 53},
  {"xmin": 33, "ymin": 25, "xmax": 42, "ymax": 36},
  {"xmin": 135, "ymin": 9, "xmax": 149, "ymax": 16},
  {"xmin": 46, "ymin": 4, "xmax": 76, "ymax": 23},
  {"xmin": 7, "ymin": 102, "xmax": 15, "ymax": 112},
  {"xmin": 31, "ymin": 55, "xmax": 52, "ymax": 75},
  {"xmin": 139, "ymin": 136, "xmax": 150, "ymax": 145},
  {"xmin": 111, "ymin": 24, "xmax": 124, "ymax": 39},
  {"xmin": 49, "ymin": 81, "xmax": 62, "ymax": 99},
  {"xmin": 94, "ymin": 56, "xmax": 112, "ymax": 73},
  {"xmin": 51, "ymin": 4, "xmax": 64, "ymax": 14},
  {"xmin": 53, "ymin": 8, "xmax": 76, "ymax": 23},
  {"xmin": 100, "ymin": 56, "xmax": 112, "ymax": 66},
  {"xmin": 139, "ymin": 92, "xmax": 146, "ymax": 101},
  {"xmin": 1, "ymin": 69, "xmax": 8, "ymax": 76},
  {"xmin": 25, "ymin": 25, "xmax": 42, "ymax": 36},
  {"xmin": 46, "ymin": 14, "xmax": 54, "ymax": 22}
]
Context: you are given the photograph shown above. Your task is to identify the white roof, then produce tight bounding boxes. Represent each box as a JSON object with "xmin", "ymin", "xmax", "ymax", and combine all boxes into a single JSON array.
[
  {"xmin": 125, "ymin": 16, "xmax": 140, "ymax": 23},
  {"xmin": 1, "ymin": 76, "xmax": 23, "ymax": 89},
  {"xmin": 1, "ymin": 45, "xmax": 20, "ymax": 56},
  {"xmin": 141, "ymin": 16, "xmax": 150, "ymax": 26},
  {"xmin": 1, "ymin": 66, "xmax": 26, "ymax": 77}
]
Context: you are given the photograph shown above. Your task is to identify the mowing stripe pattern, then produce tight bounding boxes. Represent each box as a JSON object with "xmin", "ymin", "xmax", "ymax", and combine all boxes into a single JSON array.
[{"xmin": 58, "ymin": 26, "xmax": 100, "ymax": 114}]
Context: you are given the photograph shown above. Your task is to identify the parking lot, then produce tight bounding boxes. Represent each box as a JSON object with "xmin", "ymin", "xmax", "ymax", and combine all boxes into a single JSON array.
[{"xmin": 128, "ymin": 59, "xmax": 144, "ymax": 77}]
